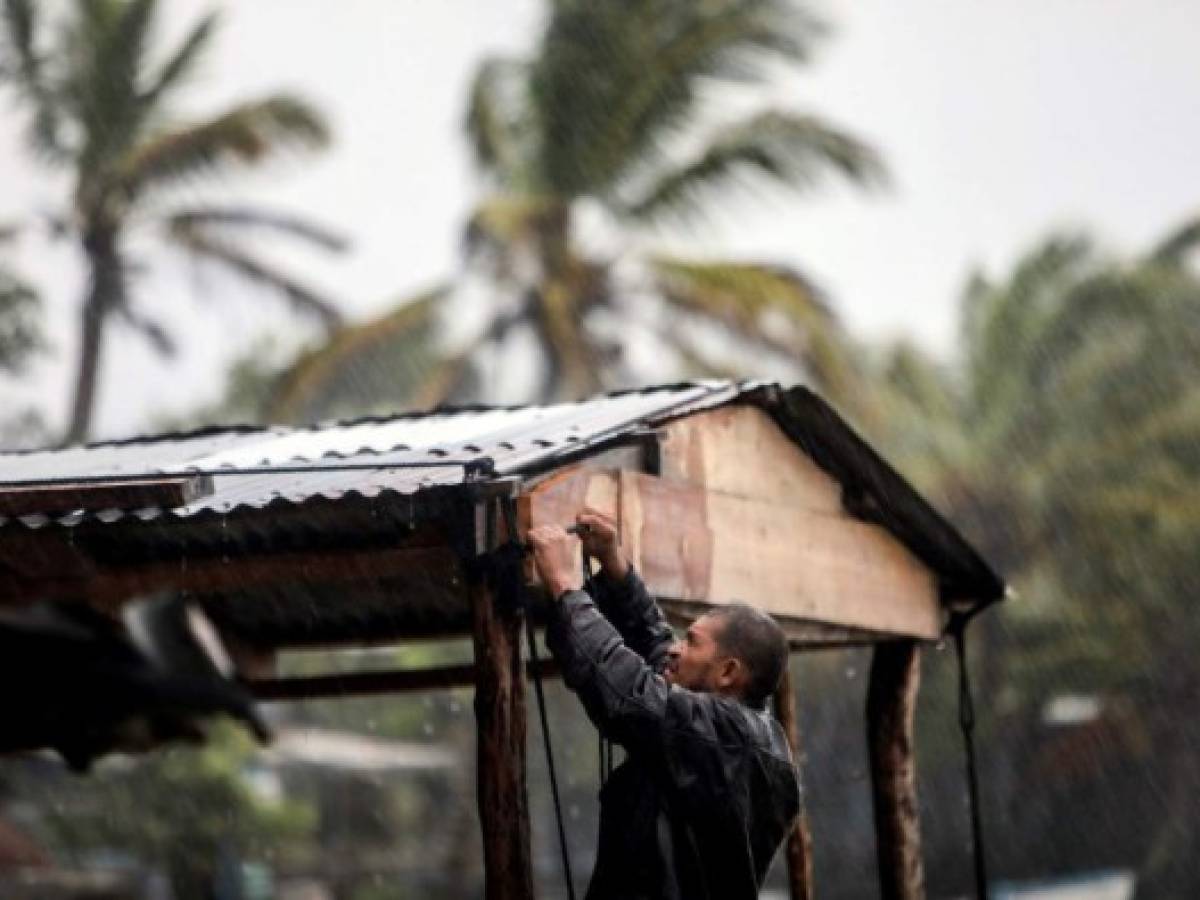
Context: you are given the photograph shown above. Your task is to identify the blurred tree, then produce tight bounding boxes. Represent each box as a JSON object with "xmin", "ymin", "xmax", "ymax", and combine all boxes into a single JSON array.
[
  {"xmin": 0, "ymin": 223, "xmax": 42, "ymax": 374},
  {"xmin": 0, "ymin": 0, "xmax": 346, "ymax": 445},
  {"xmin": 14, "ymin": 722, "xmax": 314, "ymax": 900},
  {"xmin": 271, "ymin": 0, "xmax": 885, "ymax": 420},
  {"xmin": 872, "ymin": 223, "xmax": 1200, "ymax": 896},
  {"xmin": 0, "ymin": 224, "xmax": 47, "ymax": 447}
]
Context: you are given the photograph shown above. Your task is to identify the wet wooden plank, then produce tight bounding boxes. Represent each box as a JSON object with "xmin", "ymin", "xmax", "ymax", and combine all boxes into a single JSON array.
[
  {"xmin": 522, "ymin": 470, "xmax": 942, "ymax": 639},
  {"xmin": 657, "ymin": 405, "xmax": 844, "ymax": 512},
  {"xmin": 0, "ymin": 475, "xmax": 213, "ymax": 516}
]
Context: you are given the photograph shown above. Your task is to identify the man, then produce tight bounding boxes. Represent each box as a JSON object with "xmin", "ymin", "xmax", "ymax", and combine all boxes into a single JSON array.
[{"xmin": 527, "ymin": 511, "xmax": 801, "ymax": 900}]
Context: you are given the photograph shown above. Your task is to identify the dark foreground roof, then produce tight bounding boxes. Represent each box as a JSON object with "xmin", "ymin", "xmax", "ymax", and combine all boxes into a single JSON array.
[{"xmin": 0, "ymin": 381, "xmax": 1004, "ymax": 608}]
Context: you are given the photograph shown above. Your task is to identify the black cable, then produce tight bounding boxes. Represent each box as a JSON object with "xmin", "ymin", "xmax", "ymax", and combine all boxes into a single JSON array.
[
  {"xmin": 524, "ymin": 609, "xmax": 577, "ymax": 900},
  {"xmin": 501, "ymin": 498, "xmax": 577, "ymax": 900},
  {"xmin": 952, "ymin": 615, "xmax": 989, "ymax": 899}
]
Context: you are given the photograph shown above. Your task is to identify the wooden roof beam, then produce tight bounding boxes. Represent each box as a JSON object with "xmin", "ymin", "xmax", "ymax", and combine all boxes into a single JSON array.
[
  {"xmin": 246, "ymin": 658, "xmax": 561, "ymax": 701},
  {"xmin": 0, "ymin": 540, "xmax": 460, "ymax": 610}
]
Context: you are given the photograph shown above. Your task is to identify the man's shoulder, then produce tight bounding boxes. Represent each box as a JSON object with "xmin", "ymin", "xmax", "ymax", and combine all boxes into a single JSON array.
[{"xmin": 664, "ymin": 690, "xmax": 788, "ymax": 754}]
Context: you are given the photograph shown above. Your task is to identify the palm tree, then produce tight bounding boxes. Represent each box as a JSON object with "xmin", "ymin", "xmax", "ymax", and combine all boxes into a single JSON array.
[
  {"xmin": 271, "ymin": 0, "xmax": 884, "ymax": 420},
  {"xmin": 873, "ymin": 222, "xmax": 1200, "ymax": 897},
  {"xmin": 0, "ymin": 0, "xmax": 346, "ymax": 445}
]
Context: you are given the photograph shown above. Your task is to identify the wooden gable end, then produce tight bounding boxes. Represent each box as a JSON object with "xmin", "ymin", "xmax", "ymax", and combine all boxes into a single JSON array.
[{"xmin": 523, "ymin": 404, "xmax": 943, "ymax": 642}]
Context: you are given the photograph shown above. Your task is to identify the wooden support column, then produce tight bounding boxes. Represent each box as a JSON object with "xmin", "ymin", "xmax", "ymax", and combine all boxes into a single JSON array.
[
  {"xmin": 867, "ymin": 640, "xmax": 926, "ymax": 900},
  {"xmin": 772, "ymin": 665, "xmax": 815, "ymax": 900},
  {"xmin": 471, "ymin": 574, "xmax": 534, "ymax": 900}
]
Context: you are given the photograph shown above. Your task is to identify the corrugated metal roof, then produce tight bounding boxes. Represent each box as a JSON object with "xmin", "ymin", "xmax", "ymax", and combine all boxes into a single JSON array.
[{"xmin": 0, "ymin": 381, "xmax": 749, "ymax": 530}]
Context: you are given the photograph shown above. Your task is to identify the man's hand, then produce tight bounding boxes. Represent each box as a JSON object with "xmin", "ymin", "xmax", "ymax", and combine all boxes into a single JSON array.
[
  {"xmin": 527, "ymin": 525, "xmax": 583, "ymax": 599},
  {"xmin": 576, "ymin": 509, "xmax": 629, "ymax": 581}
]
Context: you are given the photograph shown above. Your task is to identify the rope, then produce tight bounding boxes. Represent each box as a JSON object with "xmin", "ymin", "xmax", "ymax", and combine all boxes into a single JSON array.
[
  {"xmin": 951, "ymin": 612, "xmax": 989, "ymax": 899},
  {"xmin": 499, "ymin": 498, "xmax": 577, "ymax": 900}
]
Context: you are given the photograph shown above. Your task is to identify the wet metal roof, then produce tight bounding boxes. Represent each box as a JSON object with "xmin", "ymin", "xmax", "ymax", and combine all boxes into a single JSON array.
[{"xmin": 0, "ymin": 382, "xmax": 744, "ymax": 530}]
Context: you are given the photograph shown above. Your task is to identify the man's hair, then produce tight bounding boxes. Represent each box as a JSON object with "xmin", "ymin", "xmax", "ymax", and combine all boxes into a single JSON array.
[{"xmin": 706, "ymin": 603, "xmax": 789, "ymax": 709}]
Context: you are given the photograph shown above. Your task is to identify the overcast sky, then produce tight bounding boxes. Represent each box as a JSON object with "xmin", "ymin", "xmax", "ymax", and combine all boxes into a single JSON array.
[{"xmin": 3, "ymin": 0, "xmax": 1199, "ymax": 440}]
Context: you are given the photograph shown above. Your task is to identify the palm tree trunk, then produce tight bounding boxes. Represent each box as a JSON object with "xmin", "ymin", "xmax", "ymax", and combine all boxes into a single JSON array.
[{"xmin": 62, "ymin": 228, "xmax": 123, "ymax": 447}]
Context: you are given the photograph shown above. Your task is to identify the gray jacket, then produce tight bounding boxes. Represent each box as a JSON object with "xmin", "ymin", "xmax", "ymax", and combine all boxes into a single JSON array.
[{"xmin": 546, "ymin": 568, "xmax": 801, "ymax": 900}]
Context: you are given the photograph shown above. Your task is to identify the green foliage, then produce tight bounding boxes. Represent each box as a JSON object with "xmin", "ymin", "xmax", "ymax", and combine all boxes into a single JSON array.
[
  {"xmin": 25, "ymin": 722, "xmax": 314, "ymax": 899},
  {"xmin": 872, "ymin": 219, "xmax": 1200, "ymax": 893}
]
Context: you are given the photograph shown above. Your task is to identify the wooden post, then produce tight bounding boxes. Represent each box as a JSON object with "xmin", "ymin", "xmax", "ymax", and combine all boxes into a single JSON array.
[
  {"xmin": 772, "ymin": 665, "xmax": 815, "ymax": 900},
  {"xmin": 867, "ymin": 639, "xmax": 926, "ymax": 900},
  {"xmin": 471, "ymin": 574, "xmax": 534, "ymax": 899}
]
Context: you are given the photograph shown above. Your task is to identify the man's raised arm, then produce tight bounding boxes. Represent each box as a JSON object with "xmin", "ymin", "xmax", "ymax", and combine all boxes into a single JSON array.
[
  {"xmin": 572, "ymin": 511, "xmax": 673, "ymax": 672},
  {"xmin": 526, "ymin": 522, "xmax": 705, "ymax": 758}
]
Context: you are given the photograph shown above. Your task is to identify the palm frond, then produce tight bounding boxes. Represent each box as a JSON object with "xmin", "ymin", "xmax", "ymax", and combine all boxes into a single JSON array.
[
  {"xmin": 114, "ymin": 95, "xmax": 329, "ymax": 199},
  {"xmin": 660, "ymin": 328, "xmax": 753, "ymax": 382},
  {"xmin": 403, "ymin": 299, "xmax": 538, "ymax": 408},
  {"xmin": 0, "ymin": 0, "xmax": 40, "ymax": 85},
  {"xmin": 461, "ymin": 195, "xmax": 572, "ymax": 288},
  {"xmin": 0, "ymin": 261, "xmax": 41, "ymax": 372},
  {"xmin": 869, "ymin": 341, "xmax": 972, "ymax": 488},
  {"xmin": 269, "ymin": 289, "xmax": 447, "ymax": 421},
  {"xmin": 1150, "ymin": 215, "xmax": 1200, "ymax": 266},
  {"xmin": 105, "ymin": 0, "xmax": 156, "ymax": 93},
  {"xmin": 463, "ymin": 195, "xmax": 560, "ymax": 253},
  {"xmin": 464, "ymin": 56, "xmax": 533, "ymax": 187},
  {"xmin": 117, "ymin": 302, "xmax": 175, "ymax": 357},
  {"xmin": 879, "ymin": 340, "xmax": 957, "ymax": 421},
  {"xmin": 167, "ymin": 220, "xmax": 342, "ymax": 333},
  {"xmin": 649, "ymin": 256, "xmax": 828, "ymax": 334},
  {"xmin": 1037, "ymin": 389, "xmax": 1200, "ymax": 490},
  {"xmin": 139, "ymin": 9, "xmax": 218, "ymax": 109},
  {"xmin": 167, "ymin": 207, "xmax": 349, "ymax": 253},
  {"xmin": 649, "ymin": 256, "xmax": 861, "ymax": 398},
  {"xmin": 0, "ymin": 0, "xmax": 66, "ymax": 159},
  {"xmin": 69, "ymin": 0, "xmax": 157, "ymax": 171},
  {"xmin": 622, "ymin": 110, "xmax": 885, "ymax": 223},
  {"xmin": 1022, "ymin": 267, "xmax": 1167, "ymax": 393},
  {"xmin": 533, "ymin": 0, "xmax": 829, "ymax": 196},
  {"xmin": 961, "ymin": 233, "xmax": 1099, "ymax": 436}
]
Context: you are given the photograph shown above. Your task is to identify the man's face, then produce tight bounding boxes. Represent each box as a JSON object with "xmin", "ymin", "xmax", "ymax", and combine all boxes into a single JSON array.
[{"xmin": 664, "ymin": 614, "xmax": 731, "ymax": 693}]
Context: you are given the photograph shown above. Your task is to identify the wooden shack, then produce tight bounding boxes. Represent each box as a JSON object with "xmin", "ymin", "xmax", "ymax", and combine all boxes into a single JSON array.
[{"xmin": 0, "ymin": 381, "xmax": 1004, "ymax": 899}]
